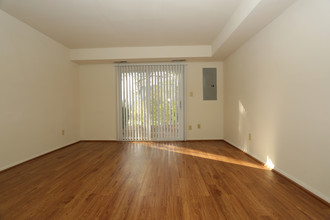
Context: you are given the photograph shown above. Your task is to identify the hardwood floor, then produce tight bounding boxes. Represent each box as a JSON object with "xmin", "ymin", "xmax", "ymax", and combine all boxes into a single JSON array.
[{"xmin": 0, "ymin": 141, "xmax": 329, "ymax": 219}]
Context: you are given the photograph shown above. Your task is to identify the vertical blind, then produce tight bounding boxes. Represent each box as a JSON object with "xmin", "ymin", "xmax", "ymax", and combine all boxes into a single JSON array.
[{"xmin": 117, "ymin": 63, "xmax": 185, "ymax": 141}]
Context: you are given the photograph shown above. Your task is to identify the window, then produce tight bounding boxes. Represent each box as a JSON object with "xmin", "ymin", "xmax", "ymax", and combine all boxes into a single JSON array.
[{"xmin": 117, "ymin": 63, "xmax": 185, "ymax": 141}]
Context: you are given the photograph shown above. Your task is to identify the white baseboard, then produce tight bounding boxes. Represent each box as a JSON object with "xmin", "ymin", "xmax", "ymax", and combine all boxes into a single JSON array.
[
  {"xmin": 223, "ymin": 139, "xmax": 330, "ymax": 204},
  {"xmin": 0, "ymin": 140, "xmax": 80, "ymax": 172}
]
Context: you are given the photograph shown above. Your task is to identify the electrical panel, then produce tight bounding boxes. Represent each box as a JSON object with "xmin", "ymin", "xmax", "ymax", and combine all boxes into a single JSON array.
[{"xmin": 203, "ymin": 68, "xmax": 217, "ymax": 100}]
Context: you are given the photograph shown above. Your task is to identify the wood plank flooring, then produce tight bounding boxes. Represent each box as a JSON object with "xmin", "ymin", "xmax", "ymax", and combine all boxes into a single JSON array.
[{"xmin": 0, "ymin": 141, "xmax": 329, "ymax": 219}]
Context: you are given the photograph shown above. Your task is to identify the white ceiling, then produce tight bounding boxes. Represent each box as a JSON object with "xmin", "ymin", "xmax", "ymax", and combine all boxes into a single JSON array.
[
  {"xmin": 0, "ymin": 0, "xmax": 242, "ymax": 49},
  {"xmin": 0, "ymin": 0, "xmax": 297, "ymax": 62}
]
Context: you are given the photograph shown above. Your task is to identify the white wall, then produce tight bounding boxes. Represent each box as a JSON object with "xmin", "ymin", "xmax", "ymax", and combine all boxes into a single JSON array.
[
  {"xmin": 79, "ymin": 62, "xmax": 224, "ymax": 140},
  {"xmin": 71, "ymin": 46, "xmax": 212, "ymax": 62},
  {"xmin": 224, "ymin": 0, "xmax": 330, "ymax": 202},
  {"xmin": 186, "ymin": 62, "xmax": 223, "ymax": 140},
  {"xmin": 0, "ymin": 10, "xmax": 80, "ymax": 170},
  {"xmin": 79, "ymin": 64, "xmax": 117, "ymax": 140}
]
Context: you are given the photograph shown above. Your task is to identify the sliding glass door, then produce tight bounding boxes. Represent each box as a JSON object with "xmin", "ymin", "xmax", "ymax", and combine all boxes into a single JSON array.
[{"xmin": 117, "ymin": 63, "xmax": 185, "ymax": 141}]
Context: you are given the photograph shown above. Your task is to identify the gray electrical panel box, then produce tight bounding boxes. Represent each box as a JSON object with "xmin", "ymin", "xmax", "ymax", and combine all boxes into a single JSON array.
[{"xmin": 203, "ymin": 68, "xmax": 217, "ymax": 100}]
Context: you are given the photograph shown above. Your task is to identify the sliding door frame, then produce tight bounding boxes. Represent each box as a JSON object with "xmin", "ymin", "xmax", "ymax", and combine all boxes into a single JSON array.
[{"xmin": 116, "ymin": 62, "xmax": 186, "ymax": 141}]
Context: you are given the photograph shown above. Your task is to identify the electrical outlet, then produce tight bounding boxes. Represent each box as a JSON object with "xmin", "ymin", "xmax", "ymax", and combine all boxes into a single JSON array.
[
  {"xmin": 249, "ymin": 133, "xmax": 252, "ymax": 141},
  {"xmin": 197, "ymin": 124, "xmax": 201, "ymax": 129},
  {"xmin": 62, "ymin": 130, "xmax": 65, "ymax": 136},
  {"xmin": 190, "ymin": 92, "xmax": 193, "ymax": 97},
  {"xmin": 188, "ymin": 125, "xmax": 192, "ymax": 130}
]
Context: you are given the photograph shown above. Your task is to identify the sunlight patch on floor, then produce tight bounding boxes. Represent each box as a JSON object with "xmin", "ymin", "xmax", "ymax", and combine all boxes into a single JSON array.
[{"xmin": 132, "ymin": 142, "xmax": 268, "ymax": 170}]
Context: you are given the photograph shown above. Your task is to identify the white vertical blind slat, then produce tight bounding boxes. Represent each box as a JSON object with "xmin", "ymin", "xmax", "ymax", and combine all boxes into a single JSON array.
[
  {"xmin": 125, "ymin": 67, "xmax": 128, "ymax": 140},
  {"xmin": 177, "ymin": 65, "xmax": 180, "ymax": 139},
  {"xmin": 171, "ymin": 65, "xmax": 176, "ymax": 140},
  {"xmin": 174, "ymin": 65, "xmax": 177, "ymax": 139},
  {"xmin": 156, "ymin": 67, "xmax": 159, "ymax": 140},
  {"xmin": 169, "ymin": 65, "xmax": 173, "ymax": 139},
  {"xmin": 123, "ymin": 67, "xmax": 126, "ymax": 139},
  {"xmin": 162, "ymin": 65, "xmax": 165, "ymax": 140},
  {"xmin": 150, "ymin": 65, "xmax": 153, "ymax": 140},
  {"xmin": 180, "ymin": 65, "xmax": 184, "ymax": 139},
  {"xmin": 133, "ymin": 67, "xmax": 137, "ymax": 140},
  {"xmin": 166, "ymin": 67, "xmax": 169, "ymax": 139},
  {"xmin": 158, "ymin": 67, "xmax": 162, "ymax": 140},
  {"xmin": 159, "ymin": 67, "xmax": 162, "ymax": 140},
  {"xmin": 147, "ymin": 65, "xmax": 151, "ymax": 140},
  {"xmin": 125, "ymin": 66, "xmax": 128, "ymax": 140},
  {"xmin": 130, "ymin": 67, "xmax": 133, "ymax": 140},
  {"xmin": 138, "ymin": 67, "xmax": 141, "ymax": 140},
  {"xmin": 177, "ymin": 66, "xmax": 179, "ymax": 139},
  {"xmin": 168, "ymin": 65, "xmax": 171, "ymax": 139},
  {"xmin": 141, "ymin": 67, "xmax": 144, "ymax": 140},
  {"xmin": 125, "ymin": 67, "xmax": 128, "ymax": 139},
  {"xmin": 144, "ymin": 66, "xmax": 146, "ymax": 140},
  {"xmin": 160, "ymin": 68, "xmax": 165, "ymax": 140}
]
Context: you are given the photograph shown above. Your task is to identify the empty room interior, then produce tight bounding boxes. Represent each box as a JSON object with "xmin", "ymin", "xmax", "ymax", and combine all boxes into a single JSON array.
[{"xmin": 0, "ymin": 0, "xmax": 329, "ymax": 219}]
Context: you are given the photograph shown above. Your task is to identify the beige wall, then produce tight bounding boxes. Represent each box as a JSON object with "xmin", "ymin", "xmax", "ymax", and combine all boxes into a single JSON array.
[
  {"xmin": 186, "ymin": 62, "xmax": 223, "ymax": 140},
  {"xmin": 223, "ymin": 0, "xmax": 330, "ymax": 202},
  {"xmin": 79, "ymin": 64, "xmax": 117, "ymax": 140},
  {"xmin": 0, "ymin": 10, "xmax": 80, "ymax": 170},
  {"xmin": 79, "ymin": 62, "xmax": 224, "ymax": 141}
]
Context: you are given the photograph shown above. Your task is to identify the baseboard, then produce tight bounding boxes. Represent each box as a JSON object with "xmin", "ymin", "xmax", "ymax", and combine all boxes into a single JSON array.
[
  {"xmin": 80, "ymin": 139, "xmax": 224, "ymax": 143},
  {"xmin": 271, "ymin": 167, "xmax": 330, "ymax": 207},
  {"xmin": 223, "ymin": 139, "xmax": 265, "ymax": 164},
  {"xmin": 81, "ymin": 139, "xmax": 224, "ymax": 142},
  {"xmin": 80, "ymin": 140, "xmax": 118, "ymax": 142},
  {"xmin": 185, "ymin": 139, "xmax": 224, "ymax": 142},
  {"xmin": 223, "ymin": 139, "xmax": 330, "ymax": 206},
  {"xmin": 0, "ymin": 141, "xmax": 81, "ymax": 173}
]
